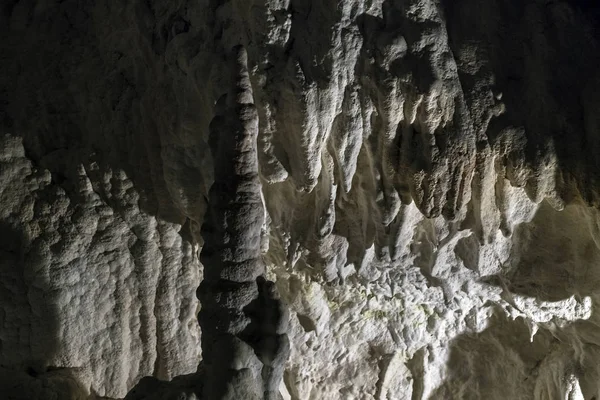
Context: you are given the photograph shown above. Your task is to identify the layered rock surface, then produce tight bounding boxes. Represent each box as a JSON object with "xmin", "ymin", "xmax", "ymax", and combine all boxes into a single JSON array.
[
  {"xmin": 1, "ymin": 0, "xmax": 600, "ymax": 399},
  {"xmin": 197, "ymin": 46, "xmax": 289, "ymax": 400}
]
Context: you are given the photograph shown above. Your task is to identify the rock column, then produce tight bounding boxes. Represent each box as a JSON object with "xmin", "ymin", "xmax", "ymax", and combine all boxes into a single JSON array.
[{"xmin": 198, "ymin": 46, "xmax": 290, "ymax": 400}]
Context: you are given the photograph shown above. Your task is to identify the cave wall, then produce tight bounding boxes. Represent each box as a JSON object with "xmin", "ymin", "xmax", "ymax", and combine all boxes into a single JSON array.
[{"xmin": 2, "ymin": 0, "xmax": 600, "ymax": 399}]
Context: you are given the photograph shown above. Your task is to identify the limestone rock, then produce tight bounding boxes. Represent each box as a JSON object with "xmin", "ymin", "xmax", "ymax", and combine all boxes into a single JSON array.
[{"xmin": 2, "ymin": 0, "xmax": 600, "ymax": 399}]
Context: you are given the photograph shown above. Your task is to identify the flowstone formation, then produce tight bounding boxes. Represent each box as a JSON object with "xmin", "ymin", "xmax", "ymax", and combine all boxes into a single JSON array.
[{"xmin": 2, "ymin": 0, "xmax": 600, "ymax": 399}]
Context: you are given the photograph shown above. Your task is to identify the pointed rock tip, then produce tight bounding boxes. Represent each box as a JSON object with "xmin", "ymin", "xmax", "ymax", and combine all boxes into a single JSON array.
[{"xmin": 230, "ymin": 45, "xmax": 254, "ymax": 106}]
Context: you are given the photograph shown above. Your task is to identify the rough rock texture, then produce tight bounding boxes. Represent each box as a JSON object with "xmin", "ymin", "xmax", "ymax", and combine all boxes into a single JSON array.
[
  {"xmin": 198, "ymin": 46, "xmax": 289, "ymax": 400},
  {"xmin": 2, "ymin": 0, "xmax": 600, "ymax": 399}
]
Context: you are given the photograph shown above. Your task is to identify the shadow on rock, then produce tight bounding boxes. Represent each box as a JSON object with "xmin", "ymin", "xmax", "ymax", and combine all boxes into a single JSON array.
[
  {"xmin": 505, "ymin": 201, "xmax": 600, "ymax": 302},
  {"xmin": 0, "ymin": 222, "xmax": 88, "ymax": 399},
  {"xmin": 429, "ymin": 314, "xmax": 554, "ymax": 400},
  {"xmin": 124, "ymin": 372, "xmax": 203, "ymax": 400}
]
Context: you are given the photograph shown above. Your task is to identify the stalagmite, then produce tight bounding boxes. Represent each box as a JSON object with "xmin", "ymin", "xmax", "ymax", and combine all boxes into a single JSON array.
[
  {"xmin": 2, "ymin": 1, "xmax": 600, "ymax": 399},
  {"xmin": 198, "ymin": 46, "xmax": 290, "ymax": 400}
]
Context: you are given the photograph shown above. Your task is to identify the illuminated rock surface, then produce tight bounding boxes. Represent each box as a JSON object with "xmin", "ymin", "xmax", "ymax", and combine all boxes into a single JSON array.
[{"xmin": 1, "ymin": 0, "xmax": 600, "ymax": 399}]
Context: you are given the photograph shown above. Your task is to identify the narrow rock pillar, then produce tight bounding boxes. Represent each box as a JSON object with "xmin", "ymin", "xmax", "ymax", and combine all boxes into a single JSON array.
[{"xmin": 198, "ymin": 46, "xmax": 290, "ymax": 400}]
